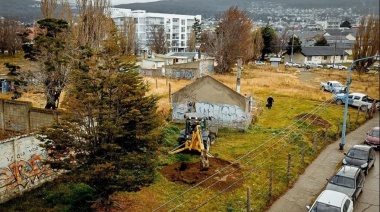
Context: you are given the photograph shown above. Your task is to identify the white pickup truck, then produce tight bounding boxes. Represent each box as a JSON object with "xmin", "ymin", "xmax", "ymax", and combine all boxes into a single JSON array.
[
  {"xmin": 320, "ymin": 80, "xmax": 345, "ymax": 94},
  {"xmin": 327, "ymin": 64, "xmax": 347, "ymax": 70},
  {"xmin": 334, "ymin": 92, "xmax": 379, "ymax": 111}
]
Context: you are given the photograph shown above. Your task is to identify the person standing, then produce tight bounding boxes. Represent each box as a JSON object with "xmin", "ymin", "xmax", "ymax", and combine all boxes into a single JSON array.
[{"xmin": 266, "ymin": 96, "xmax": 274, "ymax": 109}]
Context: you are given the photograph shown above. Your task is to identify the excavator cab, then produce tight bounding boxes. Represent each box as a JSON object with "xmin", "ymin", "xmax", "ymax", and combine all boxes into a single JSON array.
[{"xmin": 169, "ymin": 113, "xmax": 217, "ymax": 157}]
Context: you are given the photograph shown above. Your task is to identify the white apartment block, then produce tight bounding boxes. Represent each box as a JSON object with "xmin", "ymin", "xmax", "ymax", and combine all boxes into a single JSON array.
[{"xmin": 110, "ymin": 8, "xmax": 201, "ymax": 53}]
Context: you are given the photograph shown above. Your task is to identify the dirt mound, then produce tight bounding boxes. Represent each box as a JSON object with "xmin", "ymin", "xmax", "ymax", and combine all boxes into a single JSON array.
[
  {"xmin": 159, "ymin": 157, "xmax": 244, "ymax": 191},
  {"xmin": 295, "ymin": 113, "xmax": 331, "ymax": 127}
]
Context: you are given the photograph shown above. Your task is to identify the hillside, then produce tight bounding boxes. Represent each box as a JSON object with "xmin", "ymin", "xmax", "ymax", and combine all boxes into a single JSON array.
[
  {"xmin": 1, "ymin": 0, "xmax": 378, "ymax": 23},
  {"xmin": 116, "ymin": 0, "xmax": 379, "ymax": 19}
]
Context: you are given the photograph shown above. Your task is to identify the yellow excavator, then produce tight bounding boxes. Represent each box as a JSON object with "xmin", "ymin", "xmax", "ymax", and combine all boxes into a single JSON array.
[{"xmin": 169, "ymin": 113, "xmax": 218, "ymax": 170}]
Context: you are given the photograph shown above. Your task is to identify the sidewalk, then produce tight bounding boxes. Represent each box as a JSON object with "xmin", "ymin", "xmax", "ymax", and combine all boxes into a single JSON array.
[{"xmin": 267, "ymin": 112, "xmax": 379, "ymax": 212}]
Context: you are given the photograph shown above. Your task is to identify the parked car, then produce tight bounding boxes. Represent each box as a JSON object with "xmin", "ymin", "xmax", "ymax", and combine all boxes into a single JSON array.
[
  {"xmin": 305, "ymin": 61, "xmax": 323, "ymax": 69},
  {"xmin": 320, "ymin": 80, "xmax": 345, "ymax": 94},
  {"xmin": 364, "ymin": 126, "xmax": 380, "ymax": 150},
  {"xmin": 333, "ymin": 92, "xmax": 379, "ymax": 111},
  {"xmin": 327, "ymin": 64, "xmax": 347, "ymax": 70},
  {"xmin": 325, "ymin": 166, "xmax": 365, "ymax": 202},
  {"xmin": 285, "ymin": 61, "xmax": 302, "ymax": 68},
  {"xmin": 306, "ymin": 190, "xmax": 353, "ymax": 212},
  {"xmin": 254, "ymin": 60, "xmax": 266, "ymax": 66},
  {"xmin": 343, "ymin": 145, "xmax": 376, "ymax": 175}
]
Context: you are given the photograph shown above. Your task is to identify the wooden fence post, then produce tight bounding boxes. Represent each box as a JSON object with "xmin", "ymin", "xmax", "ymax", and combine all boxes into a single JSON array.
[
  {"xmin": 287, "ymin": 153, "xmax": 291, "ymax": 187},
  {"xmin": 324, "ymin": 126, "xmax": 329, "ymax": 143},
  {"xmin": 155, "ymin": 78, "xmax": 158, "ymax": 89},
  {"xmin": 268, "ymin": 170, "xmax": 273, "ymax": 204},
  {"xmin": 301, "ymin": 141, "xmax": 305, "ymax": 166},
  {"xmin": 313, "ymin": 133, "xmax": 317, "ymax": 152},
  {"xmin": 169, "ymin": 83, "xmax": 171, "ymax": 103},
  {"xmin": 247, "ymin": 186, "xmax": 250, "ymax": 212}
]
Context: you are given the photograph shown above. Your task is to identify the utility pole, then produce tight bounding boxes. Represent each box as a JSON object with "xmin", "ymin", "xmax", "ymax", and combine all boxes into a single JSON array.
[
  {"xmin": 339, "ymin": 55, "xmax": 379, "ymax": 150},
  {"xmin": 333, "ymin": 39, "xmax": 336, "ymax": 67},
  {"xmin": 290, "ymin": 30, "xmax": 295, "ymax": 63},
  {"xmin": 236, "ymin": 57, "xmax": 242, "ymax": 93}
]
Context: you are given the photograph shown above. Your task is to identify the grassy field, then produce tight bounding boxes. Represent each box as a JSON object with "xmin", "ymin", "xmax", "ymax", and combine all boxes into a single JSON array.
[
  {"xmin": 0, "ymin": 57, "xmax": 378, "ymax": 211},
  {"xmin": 108, "ymin": 66, "xmax": 378, "ymax": 211}
]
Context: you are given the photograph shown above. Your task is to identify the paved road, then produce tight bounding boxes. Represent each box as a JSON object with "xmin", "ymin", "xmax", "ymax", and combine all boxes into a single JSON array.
[{"xmin": 268, "ymin": 112, "xmax": 379, "ymax": 212}]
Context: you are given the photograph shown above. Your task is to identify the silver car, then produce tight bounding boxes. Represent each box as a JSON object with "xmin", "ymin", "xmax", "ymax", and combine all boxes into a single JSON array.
[{"xmin": 326, "ymin": 166, "xmax": 365, "ymax": 202}]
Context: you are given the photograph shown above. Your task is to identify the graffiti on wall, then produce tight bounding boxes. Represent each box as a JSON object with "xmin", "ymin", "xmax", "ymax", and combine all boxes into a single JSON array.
[
  {"xmin": 172, "ymin": 102, "xmax": 251, "ymax": 128},
  {"xmin": 199, "ymin": 63, "xmax": 213, "ymax": 76},
  {"xmin": 0, "ymin": 136, "xmax": 53, "ymax": 195},
  {"xmin": 172, "ymin": 70, "xmax": 194, "ymax": 79}
]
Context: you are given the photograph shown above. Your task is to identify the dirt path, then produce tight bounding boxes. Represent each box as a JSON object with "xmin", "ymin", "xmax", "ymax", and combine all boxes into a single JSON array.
[{"xmin": 297, "ymin": 70, "xmax": 322, "ymax": 87}]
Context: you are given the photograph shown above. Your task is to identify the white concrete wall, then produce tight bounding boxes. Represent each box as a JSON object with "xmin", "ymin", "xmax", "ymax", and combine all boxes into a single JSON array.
[{"xmin": 0, "ymin": 135, "xmax": 57, "ymax": 203}]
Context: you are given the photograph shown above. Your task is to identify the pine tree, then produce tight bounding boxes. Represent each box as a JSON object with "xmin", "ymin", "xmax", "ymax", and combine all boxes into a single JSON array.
[{"xmin": 39, "ymin": 26, "xmax": 162, "ymax": 206}]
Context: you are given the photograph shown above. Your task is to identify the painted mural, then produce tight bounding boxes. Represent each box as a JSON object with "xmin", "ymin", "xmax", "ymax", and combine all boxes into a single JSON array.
[
  {"xmin": 172, "ymin": 102, "xmax": 251, "ymax": 129},
  {"xmin": 0, "ymin": 136, "xmax": 54, "ymax": 202}
]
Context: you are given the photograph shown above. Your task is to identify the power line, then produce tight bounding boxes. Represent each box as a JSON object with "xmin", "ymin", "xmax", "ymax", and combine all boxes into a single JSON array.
[{"xmin": 154, "ymin": 98, "xmax": 333, "ymax": 211}]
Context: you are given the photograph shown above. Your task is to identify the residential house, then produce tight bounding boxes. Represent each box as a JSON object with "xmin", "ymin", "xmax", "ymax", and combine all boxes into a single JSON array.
[
  {"xmin": 139, "ymin": 53, "xmax": 214, "ymax": 79},
  {"xmin": 171, "ymin": 75, "xmax": 256, "ymax": 130},
  {"xmin": 284, "ymin": 46, "xmax": 349, "ymax": 65}
]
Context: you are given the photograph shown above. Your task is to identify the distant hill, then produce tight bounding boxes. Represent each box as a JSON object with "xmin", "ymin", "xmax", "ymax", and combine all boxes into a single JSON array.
[
  {"xmin": 0, "ymin": 0, "xmax": 43, "ymax": 24},
  {"xmin": 116, "ymin": 0, "xmax": 379, "ymax": 19},
  {"xmin": 0, "ymin": 0, "xmax": 378, "ymax": 23}
]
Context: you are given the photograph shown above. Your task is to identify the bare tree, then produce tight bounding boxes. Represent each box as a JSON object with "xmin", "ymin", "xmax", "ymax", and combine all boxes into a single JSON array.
[
  {"xmin": 201, "ymin": 6, "xmax": 253, "ymax": 73},
  {"xmin": 273, "ymin": 28, "xmax": 289, "ymax": 56},
  {"xmin": 246, "ymin": 29, "xmax": 264, "ymax": 61},
  {"xmin": 118, "ymin": 17, "xmax": 136, "ymax": 56},
  {"xmin": 352, "ymin": 15, "xmax": 380, "ymax": 74},
  {"xmin": 0, "ymin": 18, "xmax": 23, "ymax": 56},
  {"xmin": 187, "ymin": 30, "xmax": 196, "ymax": 52},
  {"xmin": 148, "ymin": 25, "xmax": 170, "ymax": 54},
  {"xmin": 75, "ymin": 0, "xmax": 112, "ymax": 50},
  {"xmin": 41, "ymin": 0, "xmax": 58, "ymax": 18}
]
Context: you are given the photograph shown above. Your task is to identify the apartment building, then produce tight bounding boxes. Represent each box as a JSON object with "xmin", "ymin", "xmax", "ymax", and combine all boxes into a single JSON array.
[{"xmin": 111, "ymin": 8, "xmax": 201, "ymax": 54}]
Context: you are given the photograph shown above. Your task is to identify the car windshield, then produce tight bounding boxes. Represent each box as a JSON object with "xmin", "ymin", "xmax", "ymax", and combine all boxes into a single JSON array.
[
  {"xmin": 347, "ymin": 149, "xmax": 368, "ymax": 160},
  {"xmin": 310, "ymin": 202, "xmax": 341, "ymax": 212},
  {"xmin": 332, "ymin": 83, "xmax": 343, "ymax": 87},
  {"xmin": 369, "ymin": 129, "xmax": 380, "ymax": 138},
  {"xmin": 330, "ymin": 175, "xmax": 355, "ymax": 188}
]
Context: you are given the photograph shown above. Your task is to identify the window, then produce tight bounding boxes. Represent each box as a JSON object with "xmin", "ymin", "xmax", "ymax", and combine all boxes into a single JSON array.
[
  {"xmin": 181, "ymin": 19, "xmax": 185, "ymax": 25},
  {"xmin": 181, "ymin": 27, "xmax": 185, "ymax": 32},
  {"xmin": 340, "ymin": 55, "xmax": 344, "ymax": 60},
  {"xmin": 354, "ymin": 96, "xmax": 361, "ymax": 100},
  {"xmin": 343, "ymin": 199, "xmax": 351, "ymax": 212},
  {"xmin": 307, "ymin": 56, "xmax": 312, "ymax": 61},
  {"xmin": 323, "ymin": 56, "xmax": 328, "ymax": 60},
  {"xmin": 181, "ymin": 34, "xmax": 185, "ymax": 39}
]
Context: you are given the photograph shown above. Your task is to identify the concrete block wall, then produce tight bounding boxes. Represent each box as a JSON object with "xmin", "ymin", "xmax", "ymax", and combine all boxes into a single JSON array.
[{"xmin": 0, "ymin": 99, "xmax": 60, "ymax": 133}]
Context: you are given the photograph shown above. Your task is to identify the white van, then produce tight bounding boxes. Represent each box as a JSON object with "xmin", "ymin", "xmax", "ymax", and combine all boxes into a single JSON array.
[{"xmin": 305, "ymin": 62, "xmax": 323, "ymax": 69}]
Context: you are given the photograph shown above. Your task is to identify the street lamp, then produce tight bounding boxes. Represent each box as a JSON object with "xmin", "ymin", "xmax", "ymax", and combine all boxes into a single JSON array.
[{"xmin": 339, "ymin": 55, "xmax": 380, "ymax": 150}]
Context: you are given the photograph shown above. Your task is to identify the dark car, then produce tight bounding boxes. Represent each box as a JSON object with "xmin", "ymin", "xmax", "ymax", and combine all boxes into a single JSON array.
[
  {"xmin": 326, "ymin": 166, "xmax": 365, "ymax": 202},
  {"xmin": 364, "ymin": 126, "xmax": 380, "ymax": 149},
  {"xmin": 342, "ymin": 145, "xmax": 376, "ymax": 175}
]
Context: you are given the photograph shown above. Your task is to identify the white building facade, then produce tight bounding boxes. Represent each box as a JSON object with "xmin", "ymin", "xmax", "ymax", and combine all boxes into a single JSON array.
[{"xmin": 110, "ymin": 8, "xmax": 201, "ymax": 53}]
